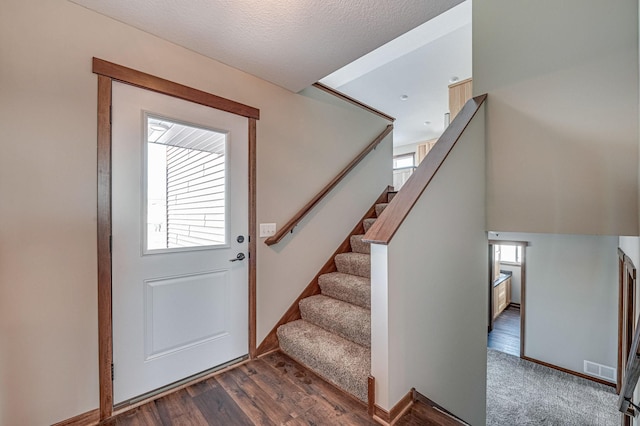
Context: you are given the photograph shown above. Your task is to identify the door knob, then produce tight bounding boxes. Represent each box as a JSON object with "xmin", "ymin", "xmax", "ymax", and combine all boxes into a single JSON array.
[{"xmin": 229, "ymin": 253, "xmax": 245, "ymax": 262}]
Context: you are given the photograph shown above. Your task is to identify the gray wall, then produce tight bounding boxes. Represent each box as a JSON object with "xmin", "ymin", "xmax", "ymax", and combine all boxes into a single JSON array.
[
  {"xmin": 372, "ymin": 106, "xmax": 487, "ymax": 425},
  {"xmin": 493, "ymin": 232, "xmax": 618, "ymax": 379},
  {"xmin": 474, "ymin": 0, "xmax": 639, "ymax": 236}
]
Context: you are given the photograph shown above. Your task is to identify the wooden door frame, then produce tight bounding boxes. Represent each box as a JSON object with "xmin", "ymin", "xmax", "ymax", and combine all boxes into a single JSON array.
[
  {"xmin": 618, "ymin": 248, "xmax": 637, "ymax": 398},
  {"xmin": 488, "ymin": 240, "xmax": 528, "ymax": 358},
  {"xmin": 93, "ymin": 58, "xmax": 259, "ymax": 421}
]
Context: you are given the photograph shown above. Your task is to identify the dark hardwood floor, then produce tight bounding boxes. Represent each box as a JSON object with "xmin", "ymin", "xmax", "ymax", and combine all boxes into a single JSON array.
[
  {"xmin": 487, "ymin": 305, "xmax": 520, "ymax": 357},
  {"xmin": 104, "ymin": 351, "xmax": 457, "ymax": 425}
]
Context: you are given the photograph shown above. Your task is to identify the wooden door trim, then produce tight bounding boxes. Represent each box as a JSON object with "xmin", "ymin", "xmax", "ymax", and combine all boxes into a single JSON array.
[
  {"xmin": 96, "ymin": 74, "xmax": 113, "ymax": 420},
  {"xmin": 93, "ymin": 58, "xmax": 259, "ymax": 120},
  {"xmin": 95, "ymin": 60, "xmax": 259, "ymax": 421},
  {"xmin": 618, "ymin": 248, "xmax": 637, "ymax": 397}
]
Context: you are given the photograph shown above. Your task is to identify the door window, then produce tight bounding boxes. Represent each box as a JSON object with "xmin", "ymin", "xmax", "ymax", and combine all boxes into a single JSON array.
[{"xmin": 145, "ymin": 114, "xmax": 227, "ymax": 252}]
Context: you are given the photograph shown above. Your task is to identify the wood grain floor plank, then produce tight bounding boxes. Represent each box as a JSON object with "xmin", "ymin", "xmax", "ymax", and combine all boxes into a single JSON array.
[
  {"xmin": 104, "ymin": 351, "xmax": 456, "ymax": 425},
  {"xmin": 488, "ymin": 306, "xmax": 520, "ymax": 357},
  {"xmin": 217, "ymin": 364, "xmax": 284, "ymax": 425},
  {"xmin": 154, "ymin": 389, "xmax": 210, "ymax": 426},
  {"xmin": 192, "ymin": 377, "xmax": 254, "ymax": 426},
  {"xmin": 262, "ymin": 351, "xmax": 373, "ymax": 421},
  {"xmin": 240, "ymin": 359, "xmax": 319, "ymax": 417}
]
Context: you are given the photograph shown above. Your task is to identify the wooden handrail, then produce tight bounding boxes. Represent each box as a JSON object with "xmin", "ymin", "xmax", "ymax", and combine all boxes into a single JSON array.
[
  {"xmin": 619, "ymin": 311, "xmax": 640, "ymax": 416},
  {"xmin": 312, "ymin": 83, "xmax": 396, "ymax": 122},
  {"xmin": 264, "ymin": 124, "xmax": 394, "ymax": 246},
  {"xmin": 363, "ymin": 94, "xmax": 487, "ymax": 245}
]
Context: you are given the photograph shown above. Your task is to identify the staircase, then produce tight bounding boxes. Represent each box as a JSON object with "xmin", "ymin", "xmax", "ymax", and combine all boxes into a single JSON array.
[{"xmin": 277, "ymin": 191, "xmax": 395, "ymax": 402}]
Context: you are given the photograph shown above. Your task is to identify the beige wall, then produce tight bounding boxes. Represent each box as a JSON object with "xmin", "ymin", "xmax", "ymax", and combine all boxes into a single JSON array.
[
  {"xmin": 371, "ymin": 107, "xmax": 487, "ymax": 425},
  {"xmin": 474, "ymin": 0, "xmax": 639, "ymax": 236},
  {"xmin": 0, "ymin": 1, "xmax": 390, "ymax": 424}
]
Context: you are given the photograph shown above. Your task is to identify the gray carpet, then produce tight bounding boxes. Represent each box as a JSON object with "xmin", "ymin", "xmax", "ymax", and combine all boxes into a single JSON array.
[{"xmin": 487, "ymin": 349, "xmax": 620, "ymax": 425}]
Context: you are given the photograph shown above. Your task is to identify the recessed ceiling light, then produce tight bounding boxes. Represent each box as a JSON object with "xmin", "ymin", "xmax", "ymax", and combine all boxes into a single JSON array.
[
  {"xmin": 423, "ymin": 121, "xmax": 431, "ymax": 126},
  {"xmin": 449, "ymin": 76, "xmax": 459, "ymax": 83},
  {"xmin": 400, "ymin": 95, "xmax": 409, "ymax": 101}
]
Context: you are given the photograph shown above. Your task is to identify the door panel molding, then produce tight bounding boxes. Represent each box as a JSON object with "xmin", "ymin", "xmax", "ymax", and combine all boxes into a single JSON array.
[{"xmin": 94, "ymin": 59, "xmax": 259, "ymax": 421}]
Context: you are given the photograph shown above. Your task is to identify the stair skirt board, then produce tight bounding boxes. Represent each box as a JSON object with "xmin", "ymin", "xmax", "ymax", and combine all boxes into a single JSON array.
[{"xmin": 255, "ymin": 186, "xmax": 392, "ymax": 356}]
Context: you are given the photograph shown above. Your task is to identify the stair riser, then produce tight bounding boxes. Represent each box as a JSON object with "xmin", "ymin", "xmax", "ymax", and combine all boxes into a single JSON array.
[
  {"xmin": 319, "ymin": 273, "xmax": 370, "ymax": 309},
  {"xmin": 375, "ymin": 203, "xmax": 388, "ymax": 217},
  {"xmin": 363, "ymin": 218, "xmax": 376, "ymax": 233},
  {"xmin": 278, "ymin": 320, "xmax": 369, "ymax": 402},
  {"xmin": 299, "ymin": 296, "xmax": 370, "ymax": 348},
  {"xmin": 350, "ymin": 235, "xmax": 370, "ymax": 254},
  {"xmin": 335, "ymin": 254, "xmax": 370, "ymax": 278}
]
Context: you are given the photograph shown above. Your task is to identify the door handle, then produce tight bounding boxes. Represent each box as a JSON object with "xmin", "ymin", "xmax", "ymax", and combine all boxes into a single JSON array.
[{"xmin": 229, "ymin": 253, "xmax": 245, "ymax": 262}]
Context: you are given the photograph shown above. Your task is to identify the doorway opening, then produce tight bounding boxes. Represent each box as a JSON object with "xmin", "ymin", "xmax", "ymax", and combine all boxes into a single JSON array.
[{"xmin": 488, "ymin": 240, "xmax": 527, "ymax": 357}]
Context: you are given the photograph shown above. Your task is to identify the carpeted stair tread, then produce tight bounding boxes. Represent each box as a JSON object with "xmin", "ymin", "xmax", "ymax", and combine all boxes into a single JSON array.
[
  {"xmin": 277, "ymin": 319, "xmax": 370, "ymax": 402},
  {"xmin": 350, "ymin": 234, "xmax": 370, "ymax": 254},
  {"xmin": 319, "ymin": 272, "xmax": 370, "ymax": 309},
  {"xmin": 363, "ymin": 218, "xmax": 377, "ymax": 232},
  {"xmin": 335, "ymin": 252, "xmax": 370, "ymax": 278},
  {"xmin": 387, "ymin": 192, "xmax": 397, "ymax": 202},
  {"xmin": 375, "ymin": 203, "xmax": 388, "ymax": 217},
  {"xmin": 299, "ymin": 294, "xmax": 370, "ymax": 347}
]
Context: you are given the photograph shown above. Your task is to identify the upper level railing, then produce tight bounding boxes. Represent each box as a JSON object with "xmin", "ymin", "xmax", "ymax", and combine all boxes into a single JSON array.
[
  {"xmin": 264, "ymin": 124, "xmax": 394, "ymax": 246},
  {"xmin": 363, "ymin": 94, "xmax": 487, "ymax": 245},
  {"xmin": 619, "ymin": 314, "xmax": 640, "ymax": 417}
]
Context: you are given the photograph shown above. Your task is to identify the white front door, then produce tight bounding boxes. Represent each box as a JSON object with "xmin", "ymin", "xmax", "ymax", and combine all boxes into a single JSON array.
[{"xmin": 111, "ymin": 81, "xmax": 248, "ymax": 404}]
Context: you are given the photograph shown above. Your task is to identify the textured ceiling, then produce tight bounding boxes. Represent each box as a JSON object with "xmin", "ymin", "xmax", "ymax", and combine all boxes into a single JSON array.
[
  {"xmin": 322, "ymin": 1, "xmax": 472, "ymax": 146},
  {"xmin": 70, "ymin": 0, "xmax": 463, "ymax": 92}
]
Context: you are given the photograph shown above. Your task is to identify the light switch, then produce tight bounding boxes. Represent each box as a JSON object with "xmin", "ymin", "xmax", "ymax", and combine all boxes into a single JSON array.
[{"xmin": 259, "ymin": 223, "xmax": 276, "ymax": 237}]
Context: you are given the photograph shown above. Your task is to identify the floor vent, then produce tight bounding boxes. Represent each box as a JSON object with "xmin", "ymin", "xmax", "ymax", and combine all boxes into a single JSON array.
[{"xmin": 583, "ymin": 360, "xmax": 616, "ymax": 382}]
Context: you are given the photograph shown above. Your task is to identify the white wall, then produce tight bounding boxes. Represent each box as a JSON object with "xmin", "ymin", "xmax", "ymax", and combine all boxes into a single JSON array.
[
  {"xmin": 371, "ymin": 106, "xmax": 486, "ymax": 425},
  {"xmin": 498, "ymin": 263, "xmax": 521, "ymax": 304},
  {"xmin": 492, "ymin": 232, "xmax": 618, "ymax": 379},
  {"xmin": 0, "ymin": 1, "xmax": 391, "ymax": 424},
  {"xmin": 474, "ymin": 0, "xmax": 639, "ymax": 236},
  {"xmin": 393, "ymin": 142, "xmax": 419, "ymax": 159}
]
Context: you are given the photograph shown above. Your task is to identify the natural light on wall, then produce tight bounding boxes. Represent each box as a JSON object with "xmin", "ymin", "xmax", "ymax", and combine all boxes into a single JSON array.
[{"xmin": 145, "ymin": 115, "xmax": 227, "ymax": 252}]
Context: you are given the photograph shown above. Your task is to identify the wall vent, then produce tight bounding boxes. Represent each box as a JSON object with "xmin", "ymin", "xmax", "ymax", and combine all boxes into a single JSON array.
[{"xmin": 583, "ymin": 360, "xmax": 616, "ymax": 382}]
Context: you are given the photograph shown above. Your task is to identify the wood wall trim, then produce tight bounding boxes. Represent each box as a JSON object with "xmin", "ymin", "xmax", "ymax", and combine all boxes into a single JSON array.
[
  {"xmin": 94, "ymin": 60, "xmax": 259, "ymax": 421},
  {"xmin": 51, "ymin": 408, "xmax": 100, "ymax": 426},
  {"xmin": 264, "ymin": 125, "xmax": 393, "ymax": 246},
  {"xmin": 363, "ymin": 94, "xmax": 487, "ymax": 245},
  {"xmin": 368, "ymin": 376, "xmax": 375, "ymax": 416},
  {"xmin": 256, "ymin": 186, "xmax": 392, "ymax": 355},
  {"xmin": 96, "ymin": 74, "xmax": 114, "ymax": 420},
  {"xmin": 373, "ymin": 389, "xmax": 414, "ymax": 425},
  {"xmin": 521, "ymin": 355, "xmax": 616, "ymax": 388},
  {"xmin": 312, "ymin": 82, "xmax": 396, "ymax": 122},
  {"xmin": 619, "ymin": 254, "xmax": 624, "ymax": 392},
  {"xmin": 92, "ymin": 58, "xmax": 260, "ymax": 120},
  {"xmin": 248, "ymin": 118, "xmax": 257, "ymax": 358}
]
